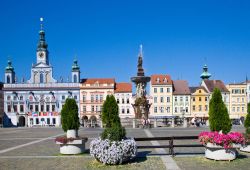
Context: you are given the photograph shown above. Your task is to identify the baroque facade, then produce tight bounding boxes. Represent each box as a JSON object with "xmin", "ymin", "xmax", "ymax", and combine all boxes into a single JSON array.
[{"xmin": 2, "ymin": 21, "xmax": 80, "ymax": 127}]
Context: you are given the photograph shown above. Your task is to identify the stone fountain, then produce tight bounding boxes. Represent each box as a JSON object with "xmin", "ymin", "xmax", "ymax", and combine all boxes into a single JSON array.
[{"xmin": 131, "ymin": 45, "xmax": 151, "ymax": 126}]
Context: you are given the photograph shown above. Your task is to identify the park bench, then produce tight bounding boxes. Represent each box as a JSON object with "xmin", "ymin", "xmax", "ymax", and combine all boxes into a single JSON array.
[{"xmin": 134, "ymin": 136, "xmax": 203, "ymax": 156}]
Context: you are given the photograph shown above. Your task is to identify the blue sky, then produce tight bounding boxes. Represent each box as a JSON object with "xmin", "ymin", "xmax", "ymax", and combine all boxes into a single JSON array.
[{"xmin": 0, "ymin": 0, "xmax": 250, "ymax": 86}]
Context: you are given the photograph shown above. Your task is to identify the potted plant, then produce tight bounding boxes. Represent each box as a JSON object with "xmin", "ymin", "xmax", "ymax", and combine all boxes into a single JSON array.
[
  {"xmin": 240, "ymin": 103, "xmax": 250, "ymax": 152},
  {"xmin": 55, "ymin": 98, "xmax": 87, "ymax": 154},
  {"xmin": 199, "ymin": 88, "xmax": 244, "ymax": 160},
  {"xmin": 90, "ymin": 95, "xmax": 137, "ymax": 165}
]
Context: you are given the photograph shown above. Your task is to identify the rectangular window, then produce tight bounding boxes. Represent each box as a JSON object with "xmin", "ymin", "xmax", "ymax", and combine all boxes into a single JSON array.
[
  {"xmin": 185, "ymin": 107, "xmax": 188, "ymax": 112},
  {"xmin": 95, "ymin": 106, "xmax": 98, "ymax": 112},
  {"xmin": 82, "ymin": 95, "xmax": 86, "ymax": 102},
  {"xmin": 47, "ymin": 118, "xmax": 50, "ymax": 125},
  {"xmin": 160, "ymin": 88, "xmax": 163, "ymax": 93},
  {"xmin": 62, "ymin": 95, "xmax": 65, "ymax": 100},
  {"xmin": 193, "ymin": 105, "xmax": 195, "ymax": 111},
  {"xmin": 242, "ymin": 98, "xmax": 244, "ymax": 102},
  {"xmin": 160, "ymin": 107, "xmax": 164, "ymax": 113},
  {"xmin": 167, "ymin": 97, "xmax": 170, "ymax": 103},
  {"xmin": 167, "ymin": 88, "xmax": 170, "ymax": 93},
  {"xmin": 100, "ymin": 95, "xmax": 103, "ymax": 102},
  {"xmin": 127, "ymin": 109, "xmax": 130, "ymax": 114},
  {"xmin": 30, "ymin": 105, "xmax": 33, "ymax": 111},
  {"xmin": 127, "ymin": 98, "xmax": 129, "ymax": 104},
  {"xmin": 46, "ymin": 105, "xmax": 50, "ymax": 112},
  {"xmin": 74, "ymin": 95, "xmax": 77, "ymax": 100},
  {"xmin": 166, "ymin": 107, "xmax": 170, "ymax": 113},
  {"xmin": 154, "ymin": 107, "xmax": 157, "ymax": 113},
  {"xmin": 205, "ymin": 105, "xmax": 208, "ymax": 111},
  {"xmin": 193, "ymin": 97, "xmax": 195, "ymax": 102},
  {"xmin": 199, "ymin": 105, "xmax": 202, "ymax": 111},
  {"xmin": 7, "ymin": 105, "xmax": 11, "ymax": 112},
  {"xmin": 154, "ymin": 88, "xmax": 157, "ymax": 93},
  {"xmin": 35, "ymin": 105, "xmax": 39, "ymax": 112},
  {"xmin": 41, "ymin": 105, "xmax": 44, "ymax": 112},
  {"xmin": 13, "ymin": 105, "xmax": 17, "ymax": 112},
  {"xmin": 154, "ymin": 97, "xmax": 157, "ymax": 103},
  {"xmin": 95, "ymin": 95, "xmax": 98, "ymax": 102},
  {"xmin": 180, "ymin": 97, "xmax": 183, "ymax": 102},
  {"xmin": 242, "ymin": 107, "xmax": 245, "ymax": 112},
  {"xmin": 175, "ymin": 97, "xmax": 177, "ymax": 102},
  {"xmin": 91, "ymin": 95, "xmax": 94, "ymax": 102},
  {"xmin": 52, "ymin": 105, "xmax": 55, "ymax": 112},
  {"xmin": 199, "ymin": 97, "xmax": 202, "ymax": 102},
  {"xmin": 185, "ymin": 96, "xmax": 188, "ymax": 102},
  {"xmin": 83, "ymin": 106, "xmax": 86, "ymax": 113},
  {"xmin": 160, "ymin": 97, "xmax": 164, "ymax": 103},
  {"xmin": 117, "ymin": 99, "xmax": 120, "ymax": 103},
  {"xmin": 20, "ymin": 105, "xmax": 24, "ymax": 112},
  {"xmin": 174, "ymin": 107, "xmax": 178, "ymax": 113},
  {"xmin": 205, "ymin": 97, "xmax": 208, "ymax": 102},
  {"xmin": 91, "ymin": 105, "xmax": 95, "ymax": 112},
  {"xmin": 237, "ymin": 107, "xmax": 240, "ymax": 112},
  {"xmin": 36, "ymin": 118, "xmax": 39, "ymax": 125},
  {"xmin": 53, "ymin": 118, "xmax": 56, "ymax": 125},
  {"xmin": 122, "ymin": 109, "xmax": 125, "ymax": 114},
  {"xmin": 232, "ymin": 107, "xmax": 235, "ymax": 112},
  {"xmin": 122, "ymin": 98, "xmax": 125, "ymax": 104}
]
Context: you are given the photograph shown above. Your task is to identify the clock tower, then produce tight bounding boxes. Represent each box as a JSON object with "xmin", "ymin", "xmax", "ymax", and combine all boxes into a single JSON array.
[{"xmin": 36, "ymin": 18, "xmax": 49, "ymax": 65}]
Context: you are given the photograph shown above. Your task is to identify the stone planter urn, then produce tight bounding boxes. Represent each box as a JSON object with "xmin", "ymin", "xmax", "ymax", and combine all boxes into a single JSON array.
[
  {"xmin": 205, "ymin": 143, "xmax": 237, "ymax": 161},
  {"xmin": 56, "ymin": 129, "xmax": 88, "ymax": 155},
  {"xmin": 240, "ymin": 145, "xmax": 250, "ymax": 152}
]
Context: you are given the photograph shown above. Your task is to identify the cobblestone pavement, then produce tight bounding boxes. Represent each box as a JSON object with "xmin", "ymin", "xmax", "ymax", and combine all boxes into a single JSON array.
[{"xmin": 0, "ymin": 126, "xmax": 245, "ymax": 169}]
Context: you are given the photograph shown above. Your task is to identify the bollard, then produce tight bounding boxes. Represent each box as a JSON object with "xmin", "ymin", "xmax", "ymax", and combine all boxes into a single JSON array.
[
  {"xmin": 154, "ymin": 119, "xmax": 157, "ymax": 128},
  {"xmin": 171, "ymin": 118, "xmax": 175, "ymax": 128},
  {"xmin": 133, "ymin": 119, "xmax": 136, "ymax": 128}
]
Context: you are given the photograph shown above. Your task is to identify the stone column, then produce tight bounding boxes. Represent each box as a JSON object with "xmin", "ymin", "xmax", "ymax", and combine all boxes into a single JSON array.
[
  {"xmin": 171, "ymin": 118, "xmax": 175, "ymax": 128},
  {"xmin": 154, "ymin": 119, "xmax": 157, "ymax": 128},
  {"xmin": 183, "ymin": 118, "xmax": 187, "ymax": 128},
  {"xmin": 133, "ymin": 119, "xmax": 136, "ymax": 128}
]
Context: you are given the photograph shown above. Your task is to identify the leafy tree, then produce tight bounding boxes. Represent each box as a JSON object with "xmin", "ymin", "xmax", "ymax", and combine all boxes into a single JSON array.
[
  {"xmin": 101, "ymin": 95, "xmax": 126, "ymax": 141},
  {"xmin": 61, "ymin": 98, "xmax": 80, "ymax": 132},
  {"xmin": 244, "ymin": 103, "xmax": 250, "ymax": 134},
  {"xmin": 209, "ymin": 88, "xmax": 232, "ymax": 134}
]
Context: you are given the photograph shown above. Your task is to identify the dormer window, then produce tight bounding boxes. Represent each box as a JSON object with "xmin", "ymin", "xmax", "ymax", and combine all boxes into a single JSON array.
[
  {"xmin": 163, "ymin": 78, "xmax": 167, "ymax": 83},
  {"xmin": 156, "ymin": 78, "xmax": 160, "ymax": 83}
]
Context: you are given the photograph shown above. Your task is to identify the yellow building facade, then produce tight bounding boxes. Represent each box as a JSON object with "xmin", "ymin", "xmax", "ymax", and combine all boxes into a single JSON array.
[{"xmin": 190, "ymin": 87, "xmax": 210, "ymax": 118}]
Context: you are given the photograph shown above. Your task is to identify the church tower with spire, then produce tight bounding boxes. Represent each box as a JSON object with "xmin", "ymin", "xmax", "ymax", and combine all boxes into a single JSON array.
[
  {"xmin": 28, "ymin": 18, "xmax": 56, "ymax": 84},
  {"xmin": 5, "ymin": 60, "xmax": 15, "ymax": 84},
  {"xmin": 71, "ymin": 59, "xmax": 80, "ymax": 83},
  {"xmin": 200, "ymin": 64, "xmax": 211, "ymax": 80},
  {"xmin": 36, "ymin": 18, "xmax": 49, "ymax": 65}
]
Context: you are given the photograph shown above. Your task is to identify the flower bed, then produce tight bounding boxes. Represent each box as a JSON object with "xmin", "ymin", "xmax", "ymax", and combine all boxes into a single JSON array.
[
  {"xmin": 199, "ymin": 131, "xmax": 245, "ymax": 149},
  {"xmin": 90, "ymin": 137, "xmax": 137, "ymax": 165},
  {"xmin": 55, "ymin": 136, "xmax": 88, "ymax": 144}
]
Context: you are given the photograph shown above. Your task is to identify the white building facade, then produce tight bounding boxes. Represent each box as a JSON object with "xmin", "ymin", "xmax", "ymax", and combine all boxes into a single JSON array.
[{"xmin": 3, "ymin": 22, "xmax": 80, "ymax": 127}]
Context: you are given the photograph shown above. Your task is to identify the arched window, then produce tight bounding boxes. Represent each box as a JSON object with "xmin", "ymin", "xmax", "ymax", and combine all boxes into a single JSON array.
[
  {"xmin": 6, "ymin": 75, "xmax": 10, "ymax": 83},
  {"xmin": 73, "ymin": 74, "xmax": 78, "ymax": 83},
  {"xmin": 40, "ymin": 73, "xmax": 44, "ymax": 83}
]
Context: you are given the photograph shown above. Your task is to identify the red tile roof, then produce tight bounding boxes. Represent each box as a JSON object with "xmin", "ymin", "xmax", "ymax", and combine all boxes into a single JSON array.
[
  {"xmin": 151, "ymin": 74, "xmax": 172, "ymax": 85},
  {"xmin": 115, "ymin": 83, "xmax": 132, "ymax": 93},
  {"xmin": 203, "ymin": 80, "xmax": 229, "ymax": 93},
  {"xmin": 173, "ymin": 80, "xmax": 191, "ymax": 95},
  {"xmin": 81, "ymin": 78, "xmax": 115, "ymax": 84}
]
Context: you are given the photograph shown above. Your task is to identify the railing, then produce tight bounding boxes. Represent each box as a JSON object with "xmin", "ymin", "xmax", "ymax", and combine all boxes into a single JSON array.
[{"xmin": 134, "ymin": 136, "xmax": 203, "ymax": 156}]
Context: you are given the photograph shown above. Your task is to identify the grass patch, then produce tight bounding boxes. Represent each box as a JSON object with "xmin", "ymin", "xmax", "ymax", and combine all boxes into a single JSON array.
[
  {"xmin": 174, "ymin": 153, "xmax": 250, "ymax": 170},
  {"xmin": 86, "ymin": 157, "xmax": 165, "ymax": 170}
]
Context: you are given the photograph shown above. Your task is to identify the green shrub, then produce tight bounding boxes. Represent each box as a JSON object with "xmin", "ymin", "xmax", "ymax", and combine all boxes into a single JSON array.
[
  {"xmin": 61, "ymin": 98, "xmax": 80, "ymax": 132},
  {"xmin": 208, "ymin": 88, "xmax": 232, "ymax": 134},
  {"xmin": 101, "ymin": 125, "xmax": 126, "ymax": 141},
  {"xmin": 101, "ymin": 95, "xmax": 126, "ymax": 141},
  {"xmin": 244, "ymin": 103, "xmax": 250, "ymax": 134}
]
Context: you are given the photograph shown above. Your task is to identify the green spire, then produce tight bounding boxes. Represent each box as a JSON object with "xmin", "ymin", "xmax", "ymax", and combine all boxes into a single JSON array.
[
  {"xmin": 72, "ymin": 59, "xmax": 80, "ymax": 71},
  {"xmin": 200, "ymin": 64, "xmax": 211, "ymax": 80},
  {"xmin": 37, "ymin": 18, "xmax": 48, "ymax": 51},
  {"xmin": 5, "ymin": 60, "xmax": 14, "ymax": 72}
]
